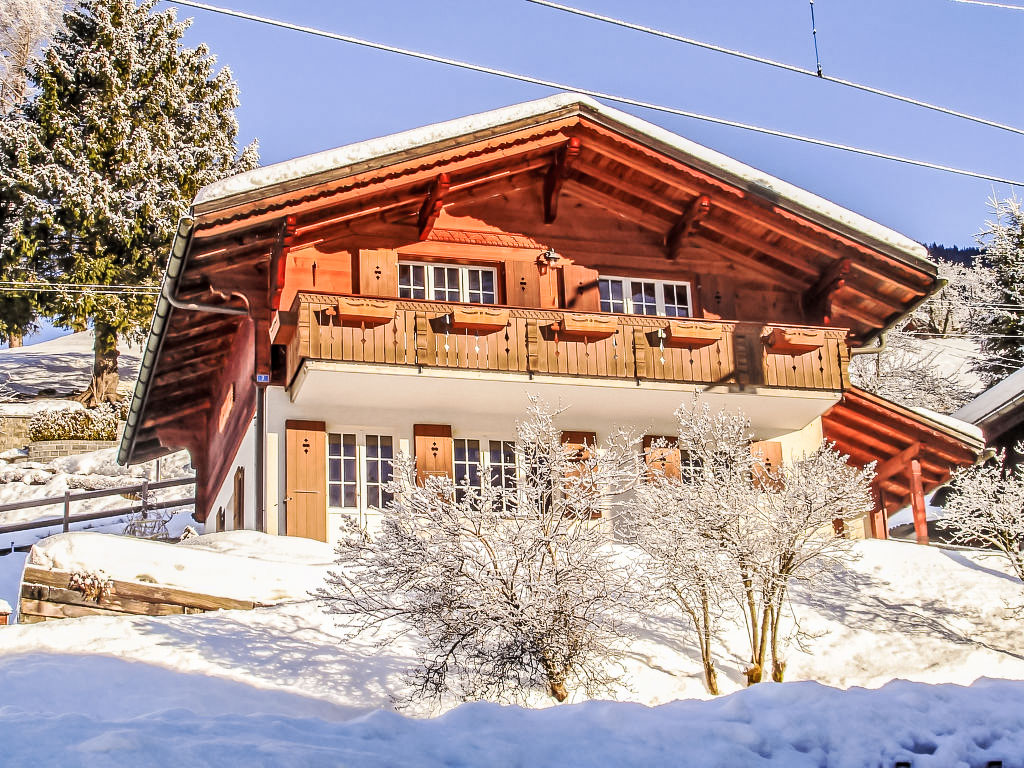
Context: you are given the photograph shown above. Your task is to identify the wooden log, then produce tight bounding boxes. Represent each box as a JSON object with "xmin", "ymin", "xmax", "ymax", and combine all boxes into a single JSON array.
[
  {"xmin": 18, "ymin": 613, "xmax": 48, "ymax": 624},
  {"xmin": 19, "ymin": 598, "xmax": 124, "ymax": 620},
  {"xmin": 21, "ymin": 584, "xmax": 186, "ymax": 617}
]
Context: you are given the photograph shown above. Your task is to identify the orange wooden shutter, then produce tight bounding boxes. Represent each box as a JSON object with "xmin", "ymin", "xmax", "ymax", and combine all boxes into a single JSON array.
[
  {"xmin": 643, "ymin": 435, "xmax": 682, "ymax": 481},
  {"xmin": 414, "ymin": 424, "xmax": 454, "ymax": 485},
  {"xmin": 562, "ymin": 265, "xmax": 601, "ymax": 312},
  {"xmin": 358, "ymin": 249, "xmax": 399, "ymax": 297},
  {"xmin": 285, "ymin": 420, "xmax": 328, "ymax": 541},
  {"xmin": 504, "ymin": 260, "xmax": 542, "ymax": 307},
  {"xmin": 561, "ymin": 430, "xmax": 597, "ymax": 461},
  {"xmin": 750, "ymin": 440, "xmax": 783, "ymax": 489}
]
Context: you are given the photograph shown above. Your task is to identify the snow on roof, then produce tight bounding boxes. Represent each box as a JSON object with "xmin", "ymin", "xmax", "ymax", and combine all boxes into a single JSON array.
[
  {"xmin": 194, "ymin": 93, "xmax": 930, "ymax": 270},
  {"xmin": 908, "ymin": 405, "xmax": 985, "ymax": 444},
  {"xmin": 952, "ymin": 365, "xmax": 1024, "ymax": 427}
]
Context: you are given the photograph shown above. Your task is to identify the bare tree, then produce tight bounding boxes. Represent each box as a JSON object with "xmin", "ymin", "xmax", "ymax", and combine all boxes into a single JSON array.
[
  {"xmin": 754, "ymin": 444, "xmax": 874, "ymax": 682},
  {"xmin": 624, "ymin": 438, "xmax": 735, "ymax": 695},
  {"xmin": 0, "ymin": 0, "xmax": 64, "ymax": 111},
  {"xmin": 316, "ymin": 398, "xmax": 645, "ymax": 704},
  {"xmin": 940, "ymin": 450, "xmax": 1024, "ymax": 582}
]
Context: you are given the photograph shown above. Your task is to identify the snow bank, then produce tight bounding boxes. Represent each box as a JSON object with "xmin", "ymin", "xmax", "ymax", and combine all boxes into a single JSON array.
[
  {"xmin": 29, "ymin": 530, "xmax": 334, "ymax": 603},
  {"xmin": 0, "ymin": 670, "xmax": 1022, "ymax": 766},
  {"xmin": 0, "ymin": 399, "xmax": 82, "ymax": 417}
]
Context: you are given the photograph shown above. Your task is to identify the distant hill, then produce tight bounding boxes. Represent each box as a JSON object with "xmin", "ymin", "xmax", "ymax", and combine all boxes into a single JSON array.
[{"xmin": 927, "ymin": 242, "xmax": 982, "ymax": 266}]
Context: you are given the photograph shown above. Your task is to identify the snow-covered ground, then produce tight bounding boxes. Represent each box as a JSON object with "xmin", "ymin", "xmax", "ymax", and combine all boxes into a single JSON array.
[
  {"xmin": 0, "ymin": 531, "xmax": 1021, "ymax": 765},
  {"xmin": 0, "ymin": 448, "xmax": 195, "ymax": 550},
  {"xmin": 0, "ymin": 331, "xmax": 142, "ymax": 400}
]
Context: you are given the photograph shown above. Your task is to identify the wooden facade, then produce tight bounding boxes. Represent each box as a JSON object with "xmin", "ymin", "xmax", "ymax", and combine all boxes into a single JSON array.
[{"xmin": 118, "ymin": 95, "xmax": 978, "ymax": 534}]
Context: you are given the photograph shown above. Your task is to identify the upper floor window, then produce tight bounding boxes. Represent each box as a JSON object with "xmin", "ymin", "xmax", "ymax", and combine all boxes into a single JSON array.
[
  {"xmin": 598, "ymin": 276, "xmax": 691, "ymax": 318},
  {"xmin": 398, "ymin": 262, "xmax": 498, "ymax": 304}
]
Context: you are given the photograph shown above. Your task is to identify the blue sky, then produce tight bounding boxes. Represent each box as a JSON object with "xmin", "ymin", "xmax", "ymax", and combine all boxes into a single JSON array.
[{"xmin": 23, "ymin": 0, "xmax": 1024, "ymax": 343}]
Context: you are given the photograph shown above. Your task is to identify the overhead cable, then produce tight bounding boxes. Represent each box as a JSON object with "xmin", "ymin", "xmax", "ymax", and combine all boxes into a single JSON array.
[
  {"xmin": 160, "ymin": 0, "xmax": 1024, "ymax": 186},
  {"xmin": 949, "ymin": 0, "xmax": 1024, "ymax": 9},
  {"xmin": 524, "ymin": 0, "xmax": 1024, "ymax": 138}
]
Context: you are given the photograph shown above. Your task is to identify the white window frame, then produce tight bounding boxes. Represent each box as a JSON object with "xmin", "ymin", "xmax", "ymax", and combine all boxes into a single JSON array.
[
  {"xmin": 598, "ymin": 275, "xmax": 692, "ymax": 318},
  {"xmin": 450, "ymin": 435, "xmax": 519, "ymax": 508},
  {"xmin": 398, "ymin": 261, "xmax": 498, "ymax": 304},
  {"xmin": 327, "ymin": 431, "xmax": 397, "ymax": 525}
]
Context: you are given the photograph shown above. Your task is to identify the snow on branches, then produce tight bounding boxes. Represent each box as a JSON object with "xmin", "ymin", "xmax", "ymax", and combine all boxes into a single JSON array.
[
  {"xmin": 317, "ymin": 398, "xmax": 645, "ymax": 704},
  {"xmin": 626, "ymin": 398, "xmax": 873, "ymax": 689},
  {"xmin": 941, "ymin": 450, "xmax": 1024, "ymax": 583}
]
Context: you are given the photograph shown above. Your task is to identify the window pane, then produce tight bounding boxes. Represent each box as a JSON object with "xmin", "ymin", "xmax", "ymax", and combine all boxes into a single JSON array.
[
  {"xmin": 365, "ymin": 434, "xmax": 394, "ymax": 511},
  {"xmin": 631, "ymin": 281, "xmax": 657, "ymax": 315},
  {"xmin": 328, "ymin": 432, "xmax": 357, "ymax": 509},
  {"xmin": 433, "ymin": 266, "xmax": 460, "ymax": 302},
  {"xmin": 663, "ymin": 283, "xmax": 690, "ymax": 318},
  {"xmin": 599, "ymin": 278, "xmax": 625, "ymax": 313},
  {"xmin": 466, "ymin": 268, "xmax": 497, "ymax": 304},
  {"xmin": 328, "ymin": 433, "xmax": 341, "ymax": 457},
  {"xmin": 329, "ymin": 485, "xmax": 341, "ymax": 507},
  {"xmin": 398, "ymin": 264, "xmax": 426, "ymax": 299}
]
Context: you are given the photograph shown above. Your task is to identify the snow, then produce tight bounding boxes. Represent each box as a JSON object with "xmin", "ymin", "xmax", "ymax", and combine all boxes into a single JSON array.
[
  {"xmin": 0, "ymin": 398, "xmax": 82, "ymax": 417},
  {"xmin": 30, "ymin": 530, "xmax": 334, "ymax": 603},
  {"xmin": 955, "ymin": 362, "xmax": 1024, "ymax": 427},
  {"xmin": 908, "ymin": 404, "xmax": 985, "ymax": 443},
  {"xmin": 194, "ymin": 93, "xmax": 930, "ymax": 269},
  {"xmin": 1, "ymin": 532, "xmax": 1022, "ymax": 764},
  {"xmin": 0, "ymin": 447, "xmax": 194, "ymax": 549},
  {"xmin": 0, "ymin": 331, "xmax": 141, "ymax": 400}
]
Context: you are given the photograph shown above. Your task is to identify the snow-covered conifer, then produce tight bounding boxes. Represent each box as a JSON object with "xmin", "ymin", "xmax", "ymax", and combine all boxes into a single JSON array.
[
  {"xmin": 974, "ymin": 196, "xmax": 1024, "ymax": 386},
  {"xmin": 1, "ymin": 0, "xmax": 258, "ymax": 402},
  {"xmin": 317, "ymin": 398, "xmax": 644, "ymax": 704}
]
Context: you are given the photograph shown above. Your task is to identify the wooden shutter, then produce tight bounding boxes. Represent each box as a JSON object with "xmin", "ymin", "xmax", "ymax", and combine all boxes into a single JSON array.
[
  {"xmin": 285, "ymin": 420, "xmax": 327, "ymax": 541},
  {"xmin": 414, "ymin": 424, "xmax": 454, "ymax": 485},
  {"xmin": 504, "ymin": 260, "xmax": 542, "ymax": 307},
  {"xmin": 561, "ymin": 430, "xmax": 597, "ymax": 461},
  {"xmin": 562, "ymin": 265, "xmax": 601, "ymax": 312},
  {"xmin": 750, "ymin": 440, "xmax": 783, "ymax": 489},
  {"xmin": 358, "ymin": 249, "xmax": 398, "ymax": 297},
  {"xmin": 643, "ymin": 435, "xmax": 681, "ymax": 481}
]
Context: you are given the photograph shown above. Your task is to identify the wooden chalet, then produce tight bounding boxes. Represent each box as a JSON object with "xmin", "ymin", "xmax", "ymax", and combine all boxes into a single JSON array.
[{"xmin": 117, "ymin": 93, "xmax": 981, "ymax": 541}]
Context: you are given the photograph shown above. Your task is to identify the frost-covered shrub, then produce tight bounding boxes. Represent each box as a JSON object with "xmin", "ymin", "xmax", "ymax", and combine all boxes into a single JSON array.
[{"xmin": 29, "ymin": 401, "xmax": 129, "ymax": 441}]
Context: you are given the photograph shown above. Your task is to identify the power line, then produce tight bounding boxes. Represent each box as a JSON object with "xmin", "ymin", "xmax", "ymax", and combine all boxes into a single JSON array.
[
  {"xmin": 161, "ymin": 0, "xmax": 1024, "ymax": 187},
  {"xmin": 950, "ymin": 0, "xmax": 1024, "ymax": 9},
  {"xmin": 0, "ymin": 281, "xmax": 159, "ymax": 295},
  {"xmin": 525, "ymin": 0, "xmax": 1024, "ymax": 138}
]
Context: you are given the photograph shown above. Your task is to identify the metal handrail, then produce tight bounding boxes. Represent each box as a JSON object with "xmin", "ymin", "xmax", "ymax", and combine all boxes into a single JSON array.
[{"xmin": 0, "ymin": 476, "xmax": 196, "ymax": 537}]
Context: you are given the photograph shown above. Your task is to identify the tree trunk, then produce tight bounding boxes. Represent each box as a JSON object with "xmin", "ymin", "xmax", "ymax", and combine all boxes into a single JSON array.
[
  {"xmin": 78, "ymin": 322, "xmax": 120, "ymax": 406},
  {"xmin": 746, "ymin": 604, "xmax": 772, "ymax": 686},
  {"xmin": 541, "ymin": 656, "xmax": 569, "ymax": 702},
  {"xmin": 7, "ymin": 333, "xmax": 22, "ymax": 348},
  {"xmin": 699, "ymin": 591, "xmax": 719, "ymax": 695},
  {"xmin": 769, "ymin": 592, "xmax": 787, "ymax": 683}
]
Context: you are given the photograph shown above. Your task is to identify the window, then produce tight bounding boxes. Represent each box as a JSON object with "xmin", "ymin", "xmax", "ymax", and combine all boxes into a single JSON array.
[
  {"xmin": 598, "ymin": 276, "xmax": 691, "ymax": 317},
  {"xmin": 398, "ymin": 261, "xmax": 497, "ymax": 304},
  {"xmin": 328, "ymin": 433, "xmax": 358, "ymax": 508},
  {"xmin": 489, "ymin": 440, "xmax": 518, "ymax": 512},
  {"xmin": 365, "ymin": 434, "xmax": 394, "ymax": 509},
  {"xmin": 453, "ymin": 438, "xmax": 482, "ymax": 502},
  {"xmin": 328, "ymin": 432, "xmax": 395, "ymax": 513}
]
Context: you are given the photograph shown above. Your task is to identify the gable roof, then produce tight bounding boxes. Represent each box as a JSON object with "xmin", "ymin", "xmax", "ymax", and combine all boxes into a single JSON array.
[
  {"xmin": 194, "ymin": 93, "xmax": 931, "ymax": 273},
  {"xmin": 952, "ymin": 365, "xmax": 1024, "ymax": 438}
]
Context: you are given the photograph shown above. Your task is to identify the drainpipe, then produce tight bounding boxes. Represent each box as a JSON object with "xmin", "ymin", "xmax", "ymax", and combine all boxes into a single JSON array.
[
  {"xmin": 850, "ymin": 278, "xmax": 948, "ymax": 357},
  {"xmin": 162, "ymin": 223, "xmax": 267, "ymax": 535}
]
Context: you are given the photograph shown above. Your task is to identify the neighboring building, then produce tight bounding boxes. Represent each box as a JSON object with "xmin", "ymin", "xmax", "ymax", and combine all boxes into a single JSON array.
[
  {"xmin": 117, "ymin": 93, "xmax": 981, "ymax": 543},
  {"xmin": 953, "ymin": 366, "xmax": 1024, "ymax": 464}
]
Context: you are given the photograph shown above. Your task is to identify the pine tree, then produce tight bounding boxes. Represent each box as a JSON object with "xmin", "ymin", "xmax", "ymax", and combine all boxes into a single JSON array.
[
  {"xmin": 2, "ymin": 0, "xmax": 257, "ymax": 401},
  {"xmin": 975, "ymin": 196, "xmax": 1024, "ymax": 386}
]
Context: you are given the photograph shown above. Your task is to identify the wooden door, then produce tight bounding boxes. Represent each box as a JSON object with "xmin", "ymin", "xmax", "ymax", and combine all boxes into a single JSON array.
[{"xmin": 286, "ymin": 420, "xmax": 327, "ymax": 541}]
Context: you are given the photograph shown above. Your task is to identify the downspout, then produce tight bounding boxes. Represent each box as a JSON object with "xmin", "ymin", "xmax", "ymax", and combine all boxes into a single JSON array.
[
  {"xmin": 160, "ymin": 218, "xmax": 266, "ymax": 534},
  {"xmin": 850, "ymin": 278, "xmax": 948, "ymax": 357}
]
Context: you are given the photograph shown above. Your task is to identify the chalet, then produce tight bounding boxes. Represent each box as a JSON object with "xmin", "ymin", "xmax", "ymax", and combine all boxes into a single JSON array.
[{"xmin": 117, "ymin": 93, "xmax": 983, "ymax": 543}]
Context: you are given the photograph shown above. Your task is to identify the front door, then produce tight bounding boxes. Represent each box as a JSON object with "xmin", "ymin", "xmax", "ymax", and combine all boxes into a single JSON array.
[{"xmin": 285, "ymin": 420, "xmax": 327, "ymax": 541}]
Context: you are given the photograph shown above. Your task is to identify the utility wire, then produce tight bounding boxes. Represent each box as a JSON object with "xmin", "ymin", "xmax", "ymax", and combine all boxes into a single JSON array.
[
  {"xmin": 950, "ymin": 0, "xmax": 1024, "ymax": 9},
  {"xmin": 525, "ymin": 0, "xmax": 1024, "ymax": 138},
  {"xmin": 161, "ymin": 0, "xmax": 1024, "ymax": 187},
  {"xmin": 808, "ymin": 0, "xmax": 823, "ymax": 77}
]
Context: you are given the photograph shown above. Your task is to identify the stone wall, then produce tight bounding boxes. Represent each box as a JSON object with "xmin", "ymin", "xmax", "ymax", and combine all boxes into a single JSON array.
[
  {"xmin": 27, "ymin": 440, "xmax": 118, "ymax": 461},
  {"xmin": 0, "ymin": 416, "xmax": 32, "ymax": 452}
]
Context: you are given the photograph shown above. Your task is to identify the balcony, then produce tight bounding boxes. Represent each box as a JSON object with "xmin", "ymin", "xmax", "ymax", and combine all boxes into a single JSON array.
[{"xmin": 281, "ymin": 294, "xmax": 850, "ymax": 396}]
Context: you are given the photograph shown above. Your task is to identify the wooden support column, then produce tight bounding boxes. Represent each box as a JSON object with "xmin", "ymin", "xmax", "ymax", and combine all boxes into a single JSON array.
[
  {"xmin": 868, "ymin": 481, "xmax": 889, "ymax": 539},
  {"xmin": 909, "ymin": 457, "xmax": 929, "ymax": 545},
  {"xmin": 802, "ymin": 257, "xmax": 851, "ymax": 325},
  {"xmin": 543, "ymin": 137, "xmax": 581, "ymax": 223},
  {"xmin": 666, "ymin": 195, "xmax": 712, "ymax": 258}
]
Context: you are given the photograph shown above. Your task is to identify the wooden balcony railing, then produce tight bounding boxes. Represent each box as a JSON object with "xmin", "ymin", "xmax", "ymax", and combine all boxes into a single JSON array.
[{"xmin": 283, "ymin": 294, "xmax": 850, "ymax": 394}]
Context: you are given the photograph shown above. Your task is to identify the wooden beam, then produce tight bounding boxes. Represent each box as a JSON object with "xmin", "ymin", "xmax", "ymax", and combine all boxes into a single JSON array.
[
  {"xmin": 143, "ymin": 398, "xmax": 211, "ymax": 427},
  {"xmin": 666, "ymin": 195, "xmax": 712, "ymax": 258},
  {"xmin": 691, "ymin": 234, "xmax": 807, "ymax": 291},
  {"xmin": 835, "ymin": 400, "xmax": 978, "ymax": 465},
  {"xmin": 417, "ymin": 173, "xmax": 451, "ymax": 241},
  {"xmin": 269, "ymin": 214, "xmax": 296, "ymax": 311},
  {"xmin": 543, "ymin": 137, "xmax": 581, "ymax": 223},
  {"xmin": 562, "ymin": 179, "xmax": 673, "ymax": 233},
  {"xmin": 804, "ymin": 258, "xmax": 852, "ymax": 324},
  {"xmin": 910, "ymin": 457, "xmax": 929, "ymax": 544},
  {"xmin": 700, "ymin": 218, "xmax": 819, "ymax": 278},
  {"xmin": 572, "ymin": 159, "xmax": 681, "ymax": 217},
  {"xmin": 874, "ymin": 441, "xmax": 921, "ymax": 482}
]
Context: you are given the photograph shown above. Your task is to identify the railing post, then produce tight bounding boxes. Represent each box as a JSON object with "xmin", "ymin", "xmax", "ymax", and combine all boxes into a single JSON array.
[
  {"xmin": 141, "ymin": 479, "xmax": 149, "ymax": 519},
  {"xmin": 62, "ymin": 490, "xmax": 70, "ymax": 533}
]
